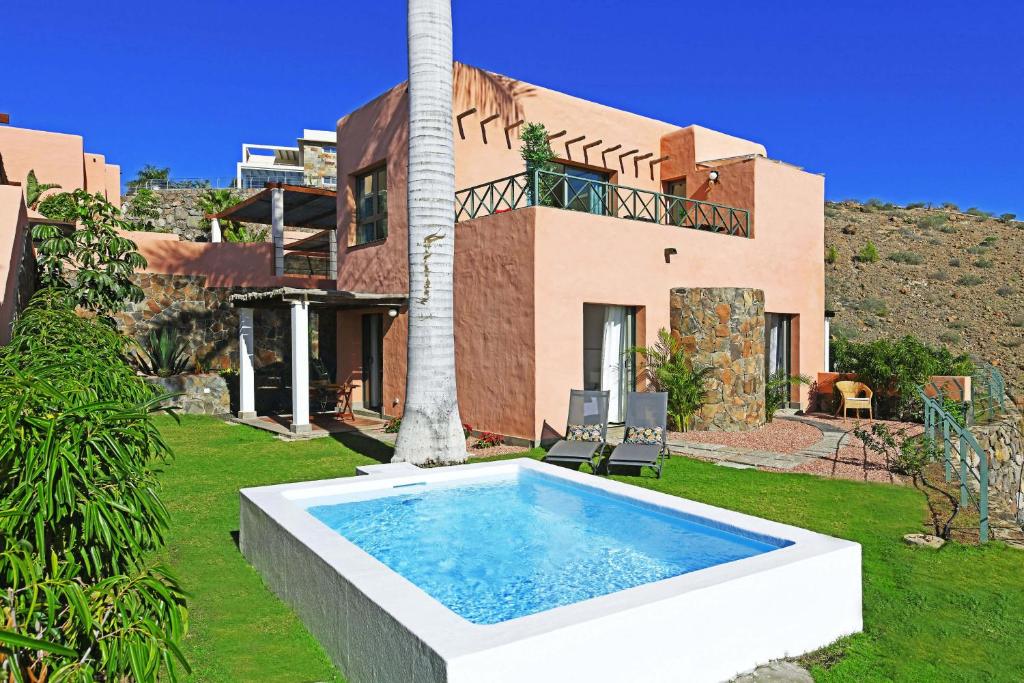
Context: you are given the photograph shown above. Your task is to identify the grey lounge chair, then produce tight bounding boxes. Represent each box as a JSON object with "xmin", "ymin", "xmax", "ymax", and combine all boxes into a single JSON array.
[
  {"xmin": 543, "ymin": 389, "xmax": 610, "ymax": 473},
  {"xmin": 607, "ymin": 392, "xmax": 669, "ymax": 478}
]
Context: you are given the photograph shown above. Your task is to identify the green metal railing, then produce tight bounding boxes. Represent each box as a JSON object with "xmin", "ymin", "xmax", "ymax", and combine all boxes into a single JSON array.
[
  {"xmin": 970, "ymin": 362, "xmax": 1007, "ymax": 423},
  {"xmin": 920, "ymin": 388, "xmax": 989, "ymax": 543},
  {"xmin": 454, "ymin": 170, "xmax": 751, "ymax": 237}
]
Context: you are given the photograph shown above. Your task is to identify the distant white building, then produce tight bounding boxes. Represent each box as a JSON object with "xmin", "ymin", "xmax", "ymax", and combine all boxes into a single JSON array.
[{"xmin": 237, "ymin": 129, "xmax": 337, "ymax": 189}]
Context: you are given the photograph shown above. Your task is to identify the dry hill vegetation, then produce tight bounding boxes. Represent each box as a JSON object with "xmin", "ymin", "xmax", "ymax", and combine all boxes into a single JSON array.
[{"xmin": 824, "ymin": 200, "xmax": 1023, "ymax": 393}]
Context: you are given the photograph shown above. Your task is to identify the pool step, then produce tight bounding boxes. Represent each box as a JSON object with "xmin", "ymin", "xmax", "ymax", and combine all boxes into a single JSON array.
[{"xmin": 355, "ymin": 462, "xmax": 423, "ymax": 478}]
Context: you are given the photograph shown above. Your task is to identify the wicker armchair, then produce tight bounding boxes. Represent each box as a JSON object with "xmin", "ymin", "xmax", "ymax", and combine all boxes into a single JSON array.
[{"xmin": 834, "ymin": 381, "xmax": 873, "ymax": 419}]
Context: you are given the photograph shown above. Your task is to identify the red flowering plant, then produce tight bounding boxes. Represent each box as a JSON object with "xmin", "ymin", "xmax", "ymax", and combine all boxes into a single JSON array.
[{"xmin": 473, "ymin": 432, "xmax": 503, "ymax": 449}]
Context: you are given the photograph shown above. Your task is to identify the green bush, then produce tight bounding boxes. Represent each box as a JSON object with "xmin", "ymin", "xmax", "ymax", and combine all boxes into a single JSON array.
[
  {"xmin": 906, "ymin": 202, "xmax": 926, "ymax": 209},
  {"xmin": 857, "ymin": 298, "xmax": 889, "ymax": 316},
  {"xmin": 630, "ymin": 329, "xmax": 711, "ymax": 431},
  {"xmin": 916, "ymin": 213, "xmax": 948, "ymax": 230},
  {"xmin": 956, "ymin": 274, "xmax": 984, "ymax": 286},
  {"xmin": 856, "ymin": 240, "xmax": 880, "ymax": 263},
  {"xmin": 1010, "ymin": 316, "xmax": 1024, "ymax": 328},
  {"xmin": 999, "ymin": 213, "xmax": 1017, "ymax": 223},
  {"xmin": 996, "ymin": 286, "xmax": 1015, "ymax": 297},
  {"xmin": 0, "ymin": 292, "xmax": 187, "ymax": 680},
  {"xmin": 888, "ymin": 251, "xmax": 922, "ymax": 265},
  {"xmin": 830, "ymin": 334, "xmax": 973, "ymax": 418},
  {"xmin": 973, "ymin": 258, "xmax": 994, "ymax": 269},
  {"xmin": 981, "ymin": 235, "xmax": 998, "ymax": 245},
  {"xmin": 825, "ymin": 245, "xmax": 838, "ymax": 264},
  {"xmin": 942, "ymin": 202, "xmax": 959, "ymax": 211},
  {"xmin": 948, "ymin": 257, "xmax": 961, "ymax": 267},
  {"xmin": 938, "ymin": 332, "xmax": 961, "ymax": 345},
  {"xmin": 966, "ymin": 207, "xmax": 993, "ymax": 218},
  {"xmin": 765, "ymin": 370, "xmax": 811, "ymax": 422},
  {"xmin": 929, "ymin": 270, "xmax": 950, "ymax": 282},
  {"xmin": 134, "ymin": 327, "xmax": 192, "ymax": 377}
]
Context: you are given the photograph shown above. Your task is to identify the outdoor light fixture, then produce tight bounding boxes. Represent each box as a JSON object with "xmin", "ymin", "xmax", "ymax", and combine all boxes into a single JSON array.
[
  {"xmin": 664, "ymin": 247, "xmax": 678, "ymax": 264},
  {"xmin": 388, "ymin": 308, "xmax": 399, "ymax": 318},
  {"xmin": 708, "ymin": 170, "xmax": 721, "ymax": 183}
]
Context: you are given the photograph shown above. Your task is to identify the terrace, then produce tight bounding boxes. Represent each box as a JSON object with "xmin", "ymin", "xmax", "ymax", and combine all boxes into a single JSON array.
[{"xmin": 455, "ymin": 169, "xmax": 751, "ymax": 237}]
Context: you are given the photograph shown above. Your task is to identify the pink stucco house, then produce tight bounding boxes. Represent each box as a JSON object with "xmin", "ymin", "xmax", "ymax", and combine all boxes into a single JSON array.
[{"xmin": 329, "ymin": 64, "xmax": 824, "ymax": 441}]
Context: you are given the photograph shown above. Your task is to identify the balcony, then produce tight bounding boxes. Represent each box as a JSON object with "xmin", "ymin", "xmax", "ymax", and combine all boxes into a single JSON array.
[{"xmin": 455, "ymin": 170, "xmax": 750, "ymax": 237}]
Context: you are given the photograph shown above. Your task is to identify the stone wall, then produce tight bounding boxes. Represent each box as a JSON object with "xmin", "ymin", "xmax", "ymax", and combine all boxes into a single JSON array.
[
  {"xmin": 957, "ymin": 406, "xmax": 1024, "ymax": 528},
  {"xmin": 670, "ymin": 287, "xmax": 766, "ymax": 431},
  {"xmin": 122, "ymin": 188, "xmax": 262, "ymax": 241},
  {"xmin": 146, "ymin": 373, "xmax": 230, "ymax": 415}
]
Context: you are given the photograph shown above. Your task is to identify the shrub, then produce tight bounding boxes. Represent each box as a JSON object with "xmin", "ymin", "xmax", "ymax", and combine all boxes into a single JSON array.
[
  {"xmin": 956, "ymin": 274, "xmax": 984, "ymax": 286},
  {"xmin": 473, "ymin": 432, "xmax": 503, "ymax": 449},
  {"xmin": 966, "ymin": 245, "xmax": 988, "ymax": 255},
  {"xmin": 124, "ymin": 187, "xmax": 161, "ymax": 223},
  {"xmin": 947, "ymin": 320, "xmax": 967, "ymax": 330},
  {"xmin": 916, "ymin": 213, "xmax": 948, "ymax": 230},
  {"xmin": 929, "ymin": 270, "xmax": 950, "ymax": 282},
  {"xmin": 824, "ymin": 207, "xmax": 839, "ymax": 218},
  {"xmin": 765, "ymin": 370, "xmax": 811, "ymax": 422},
  {"xmin": 857, "ymin": 298, "xmax": 889, "ymax": 316},
  {"xmin": 948, "ymin": 257, "xmax": 961, "ymax": 267},
  {"xmin": 996, "ymin": 286, "xmax": 1015, "ymax": 297},
  {"xmin": 888, "ymin": 251, "xmax": 923, "ymax": 265},
  {"xmin": 974, "ymin": 258, "xmax": 994, "ymax": 269},
  {"xmin": 966, "ymin": 207, "xmax": 993, "ymax": 218},
  {"xmin": 942, "ymin": 202, "xmax": 959, "ymax": 211},
  {"xmin": 999, "ymin": 213, "xmax": 1017, "ymax": 223},
  {"xmin": 856, "ymin": 240, "xmax": 879, "ymax": 263},
  {"xmin": 462, "ymin": 422, "xmax": 473, "ymax": 438},
  {"xmin": 831, "ymin": 334, "xmax": 973, "ymax": 418},
  {"xmin": 938, "ymin": 332, "xmax": 961, "ymax": 345},
  {"xmin": 0, "ymin": 292, "xmax": 187, "ymax": 680},
  {"xmin": 630, "ymin": 329, "xmax": 711, "ymax": 431},
  {"xmin": 825, "ymin": 245, "xmax": 838, "ymax": 264},
  {"xmin": 33, "ymin": 190, "xmax": 148, "ymax": 315},
  {"xmin": 134, "ymin": 327, "xmax": 192, "ymax": 377},
  {"xmin": 383, "ymin": 416, "xmax": 402, "ymax": 433},
  {"xmin": 981, "ymin": 235, "xmax": 998, "ymax": 245},
  {"xmin": 906, "ymin": 202, "xmax": 926, "ymax": 209},
  {"xmin": 1009, "ymin": 316, "xmax": 1024, "ymax": 328}
]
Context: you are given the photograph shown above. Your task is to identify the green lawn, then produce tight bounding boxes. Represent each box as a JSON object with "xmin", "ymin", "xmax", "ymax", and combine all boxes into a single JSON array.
[{"xmin": 153, "ymin": 416, "xmax": 1024, "ymax": 682}]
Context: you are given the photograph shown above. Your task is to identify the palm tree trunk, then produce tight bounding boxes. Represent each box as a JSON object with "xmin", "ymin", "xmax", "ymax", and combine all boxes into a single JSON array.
[{"xmin": 393, "ymin": 0, "xmax": 466, "ymax": 464}]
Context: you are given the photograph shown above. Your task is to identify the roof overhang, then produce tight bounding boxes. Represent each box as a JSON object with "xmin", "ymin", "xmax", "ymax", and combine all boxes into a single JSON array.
[
  {"xmin": 230, "ymin": 287, "xmax": 407, "ymax": 310},
  {"xmin": 208, "ymin": 183, "xmax": 337, "ymax": 230}
]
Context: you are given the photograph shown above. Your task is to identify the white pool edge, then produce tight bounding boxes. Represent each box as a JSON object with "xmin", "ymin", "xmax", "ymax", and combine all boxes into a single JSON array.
[{"xmin": 240, "ymin": 458, "xmax": 862, "ymax": 683}]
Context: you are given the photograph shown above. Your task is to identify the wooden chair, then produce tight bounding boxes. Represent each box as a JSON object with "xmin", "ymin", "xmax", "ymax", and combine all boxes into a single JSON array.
[
  {"xmin": 834, "ymin": 380, "xmax": 873, "ymax": 419},
  {"xmin": 335, "ymin": 381, "xmax": 357, "ymax": 422}
]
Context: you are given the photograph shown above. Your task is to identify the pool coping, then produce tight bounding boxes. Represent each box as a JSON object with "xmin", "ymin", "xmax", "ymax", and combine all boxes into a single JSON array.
[{"xmin": 240, "ymin": 458, "xmax": 862, "ymax": 682}]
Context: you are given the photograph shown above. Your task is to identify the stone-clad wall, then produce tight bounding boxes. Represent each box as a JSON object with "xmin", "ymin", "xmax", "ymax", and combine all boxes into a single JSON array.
[
  {"xmin": 123, "ymin": 189, "xmax": 259, "ymax": 242},
  {"xmin": 113, "ymin": 273, "xmax": 290, "ymax": 371},
  {"xmin": 670, "ymin": 287, "xmax": 766, "ymax": 431},
  {"xmin": 957, "ymin": 406, "xmax": 1024, "ymax": 527}
]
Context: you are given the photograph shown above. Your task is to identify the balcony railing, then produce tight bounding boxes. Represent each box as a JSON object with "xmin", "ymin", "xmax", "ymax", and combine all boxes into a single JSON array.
[{"xmin": 455, "ymin": 170, "xmax": 750, "ymax": 237}]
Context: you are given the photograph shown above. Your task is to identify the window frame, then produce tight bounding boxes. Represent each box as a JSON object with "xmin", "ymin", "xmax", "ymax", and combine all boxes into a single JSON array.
[{"xmin": 353, "ymin": 165, "xmax": 388, "ymax": 245}]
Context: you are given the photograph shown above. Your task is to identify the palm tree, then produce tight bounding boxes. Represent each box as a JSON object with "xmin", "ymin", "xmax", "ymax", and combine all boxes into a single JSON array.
[
  {"xmin": 392, "ymin": 0, "xmax": 466, "ymax": 465},
  {"xmin": 127, "ymin": 164, "xmax": 170, "ymax": 191},
  {"xmin": 24, "ymin": 170, "xmax": 60, "ymax": 209}
]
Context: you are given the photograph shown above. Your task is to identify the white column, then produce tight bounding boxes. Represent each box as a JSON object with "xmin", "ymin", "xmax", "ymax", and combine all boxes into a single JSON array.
[
  {"xmin": 290, "ymin": 299, "xmax": 311, "ymax": 433},
  {"xmin": 210, "ymin": 217, "xmax": 222, "ymax": 243},
  {"xmin": 238, "ymin": 307, "xmax": 256, "ymax": 418},
  {"xmin": 824, "ymin": 317, "xmax": 831, "ymax": 372},
  {"xmin": 272, "ymin": 187, "xmax": 285, "ymax": 276}
]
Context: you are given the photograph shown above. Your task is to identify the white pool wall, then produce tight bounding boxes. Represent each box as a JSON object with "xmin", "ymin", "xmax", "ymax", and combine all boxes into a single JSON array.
[{"xmin": 240, "ymin": 458, "xmax": 862, "ymax": 683}]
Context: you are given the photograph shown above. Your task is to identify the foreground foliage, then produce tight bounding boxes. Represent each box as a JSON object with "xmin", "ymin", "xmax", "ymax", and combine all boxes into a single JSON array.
[
  {"xmin": 0, "ymin": 293, "xmax": 188, "ymax": 681},
  {"xmin": 630, "ymin": 328, "xmax": 711, "ymax": 431}
]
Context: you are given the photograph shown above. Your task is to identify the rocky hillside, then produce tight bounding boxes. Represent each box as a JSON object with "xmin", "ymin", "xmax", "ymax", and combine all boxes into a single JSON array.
[{"xmin": 824, "ymin": 201, "xmax": 1023, "ymax": 393}]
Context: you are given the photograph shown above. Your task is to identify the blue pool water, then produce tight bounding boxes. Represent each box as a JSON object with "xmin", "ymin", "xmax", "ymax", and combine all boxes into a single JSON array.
[{"xmin": 307, "ymin": 470, "xmax": 790, "ymax": 625}]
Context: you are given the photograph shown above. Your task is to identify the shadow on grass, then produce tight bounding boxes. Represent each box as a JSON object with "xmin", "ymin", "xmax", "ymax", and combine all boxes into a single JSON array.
[{"xmin": 329, "ymin": 431, "xmax": 395, "ymax": 465}]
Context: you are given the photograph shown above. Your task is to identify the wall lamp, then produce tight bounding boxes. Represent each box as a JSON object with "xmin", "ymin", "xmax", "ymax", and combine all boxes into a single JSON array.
[
  {"xmin": 388, "ymin": 308, "xmax": 399, "ymax": 318},
  {"xmin": 708, "ymin": 170, "xmax": 721, "ymax": 183},
  {"xmin": 664, "ymin": 247, "xmax": 677, "ymax": 264}
]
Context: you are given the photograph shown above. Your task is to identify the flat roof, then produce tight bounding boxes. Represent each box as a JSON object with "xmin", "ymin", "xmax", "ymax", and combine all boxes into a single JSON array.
[{"xmin": 208, "ymin": 183, "xmax": 336, "ymax": 230}]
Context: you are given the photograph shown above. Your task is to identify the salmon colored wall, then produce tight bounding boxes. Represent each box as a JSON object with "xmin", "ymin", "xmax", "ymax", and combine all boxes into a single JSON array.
[
  {"xmin": 0, "ymin": 186, "xmax": 29, "ymax": 344},
  {"xmin": 0, "ymin": 127, "xmax": 85, "ymax": 196},
  {"xmin": 128, "ymin": 231, "xmax": 335, "ymax": 289},
  {"xmin": 531, "ymin": 155, "xmax": 825, "ymax": 438},
  {"xmin": 0, "ymin": 127, "xmax": 119, "ymax": 206}
]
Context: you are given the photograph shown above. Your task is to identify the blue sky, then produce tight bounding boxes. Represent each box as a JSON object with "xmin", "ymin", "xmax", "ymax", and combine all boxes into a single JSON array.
[{"xmin": 2, "ymin": 1, "xmax": 1022, "ymax": 214}]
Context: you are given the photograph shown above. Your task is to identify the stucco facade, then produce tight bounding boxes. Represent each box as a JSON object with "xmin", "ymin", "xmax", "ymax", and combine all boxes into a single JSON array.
[{"xmin": 333, "ymin": 64, "xmax": 825, "ymax": 442}]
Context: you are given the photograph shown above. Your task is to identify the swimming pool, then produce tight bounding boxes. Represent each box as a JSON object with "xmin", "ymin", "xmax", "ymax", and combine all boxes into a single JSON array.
[
  {"xmin": 241, "ymin": 458, "xmax": 861, "ymax": 683},
  {"xmin": 307, "ymin": 469, "xmax": 790, "ymax": 624}
]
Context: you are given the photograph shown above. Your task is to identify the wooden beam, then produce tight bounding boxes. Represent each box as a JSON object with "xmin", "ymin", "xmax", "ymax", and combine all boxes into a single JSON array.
[
  {"xmin": 618, "ymin": 149, "xmax": 639, "ymax": 172},
  {"xmin": 0, "ymin": 113, "xmax": 9, "ymax": 125},
  {"xmin": 456, "ymin": 107, "xmax": 477, "ymax": 139},
  {"xmin": 633, "ymin": 152, "xmax": 654, "ymax": 175},
  {"xmin": 581, "ymin": 139, "xmax": 603, "ymax": 165},
  {"xmin": 546, "ymin": 129, "xmax": 567, "ymax": 141},
  {"xmin": 564, "ymin": 135, "xmax": 586, "ymax": 146},
  {"xmin": 504, "ymin": 119, "xmax": 524, "ymax": 148},
  {"xmin": 479, "ymin": 113, "xmax": 500, "ymax": 144}
]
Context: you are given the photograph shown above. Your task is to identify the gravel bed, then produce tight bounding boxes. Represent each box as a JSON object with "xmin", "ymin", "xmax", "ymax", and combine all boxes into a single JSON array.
[
  {"xmin": 671, "ymin": 418, "xmax": 823, "ymax": 454},
  {"xmin": 789, "ymin": 416, "xmax": 923, "ymax": 484}
]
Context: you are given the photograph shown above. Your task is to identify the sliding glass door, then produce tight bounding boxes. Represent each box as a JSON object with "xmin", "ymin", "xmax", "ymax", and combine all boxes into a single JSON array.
[{"xmin": 583, "ymin": 304, "xmax": 636, "ymax": 423}]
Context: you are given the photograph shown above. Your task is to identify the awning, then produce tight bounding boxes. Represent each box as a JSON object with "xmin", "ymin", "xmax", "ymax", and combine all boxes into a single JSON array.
[
  {"xmin": 208, "ymin": 182, "xmax": 337, "ymax": 229},
  {"xmin": 229, "ymin": 287, "xmax": 407, "ymax": 310}
]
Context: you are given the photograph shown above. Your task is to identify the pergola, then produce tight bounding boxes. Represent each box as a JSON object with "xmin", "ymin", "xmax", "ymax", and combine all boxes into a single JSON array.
[
  {"xmin": 205, "ymin": 182, "xmax": 338, "ymax": 275},
  {"xmin": 229, "ymin": 287, "xmax": 406, "ymax": 434}
]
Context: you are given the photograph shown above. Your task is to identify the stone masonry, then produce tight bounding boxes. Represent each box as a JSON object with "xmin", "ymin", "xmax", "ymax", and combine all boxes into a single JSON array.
[
  {"xmin": 123, "ymin": 189, "xmax": 260, "ymax": 241},
  {"xmin": 953, "ymin": 404, "xmax": 1024, "ymax": 528},
  {"xmin": 671, "ymin": 287, "xmax": 766, "ymax": 431}
]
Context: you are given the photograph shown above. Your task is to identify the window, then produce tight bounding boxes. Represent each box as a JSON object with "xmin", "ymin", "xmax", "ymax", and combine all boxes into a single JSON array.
[
  {"xmin": 548, "ymin": 163, "xmax": 610, "ymax": 215},
  {"xmin": 239, "ymin": 167, "xmax": 304, "ymax": 189},
  {"xmin": 355, "ymin": 166, "xmax": 387, "ymax": 244}
]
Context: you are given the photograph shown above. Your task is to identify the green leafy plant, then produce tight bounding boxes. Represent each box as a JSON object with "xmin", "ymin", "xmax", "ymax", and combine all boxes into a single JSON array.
[
  {"xmin": 956, "ymin": 274, "xmax": 983, "ymax": 286},
  {"xmin": 473, "ymin": 432, "xmax": 503, "ymax": 449},
  {"xmin": 857, "ymin": 297, "xmax": 889, "ymax": 317},
  {"xmin": 888, "ymin": 251, "xmax": 922, "ymax": 265},
  {"xmin": 127, "ymin": 164, "xmax": 170, "ymax": 191},
  {"xmin": 24, "ymin": 169, "xmax": 61, "ymax": 209},
  {"xmin": 383, "ymin": 417, "xmax": 401, "ymax": 433},
  {"xmin": 998, "ymin": 213, "xmax": 1016, "ymax": 223},
  {"xmin": 0, "ymin": 292, "xmax": 188, "ymax": 680},
  {"xmin": 996, "ymin": 286, "xmax": 1015, "ymax": 297},
  {"xmin": 629, "ymin": 328, "xmax": 712, "ymax": 431},
  {"xmin": 134, "ymin": 327, "xmax": 192, "ymax": 377},
  {"xmin": 197, "ymin": 188, "xmax": 252, "ymax": 240},
  {"xmin": 765, "ymin": 369, "xmax": 811, "ymax": 422},
  {"xmin": 856, "ymin": 240, "xmax": 879, "ymax": 263},
  {"xmin": 462, "ymin": 422, "xmax": 473, "ymax": 438},
  {"xmin": 831, "ymin": 334, "xmax": 973, "ymax": 418},
  {"xmin": 33, "ymin": 190, "xmax": 147, "ymax": 315},
  {"xmin": 519, "ymin": 122, "xmax": 557, "ymax": 206},
  {"xmin": 222, "ymin": 224, "xmax": 269, "ymax": 243},
  {"xmin": 973, "ymin": 258, "xmax": 993, "ymax": 269},
  {"xmin": 825, "ymin": 245, "xmax": 838, "ymax": 264},
  {"xmin": 124, "ymin": 186, "xmax": 161, "ymax": 225}
]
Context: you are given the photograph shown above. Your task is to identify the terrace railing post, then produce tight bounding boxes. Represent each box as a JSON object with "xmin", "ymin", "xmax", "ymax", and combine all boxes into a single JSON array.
[
  {"xmin": 943, "ymin": 417, "xmax": 952, "ymax": 482},
  {"xmin": 959, "ymin": 432, "xmax": 969, "ymax": 508},
  {"xmin": 978, "ymin": 444, "xmax": 989, "ymax": 543}
]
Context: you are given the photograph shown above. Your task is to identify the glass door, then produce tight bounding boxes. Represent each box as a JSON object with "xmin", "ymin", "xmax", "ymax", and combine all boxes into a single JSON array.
[
  {"xmin": 583, "ymin": 304, "xmax": 636, "ymax": 423},
  {"xmin": 551, "ymin": 163, "xmax": 609, "ymax": 215},
  {"xmin": 361, "ymin": 313, "xmax": 383, "ymax": 411}
]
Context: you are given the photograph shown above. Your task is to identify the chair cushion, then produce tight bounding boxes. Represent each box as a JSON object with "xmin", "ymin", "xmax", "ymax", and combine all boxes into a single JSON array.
[
  {"xmin": 566, "ymin": 424, "xmax": 602, "ymax": 442},
  {"xmin": 625, "ymin": 425, "xmax": 664, "ymax": 445}
]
